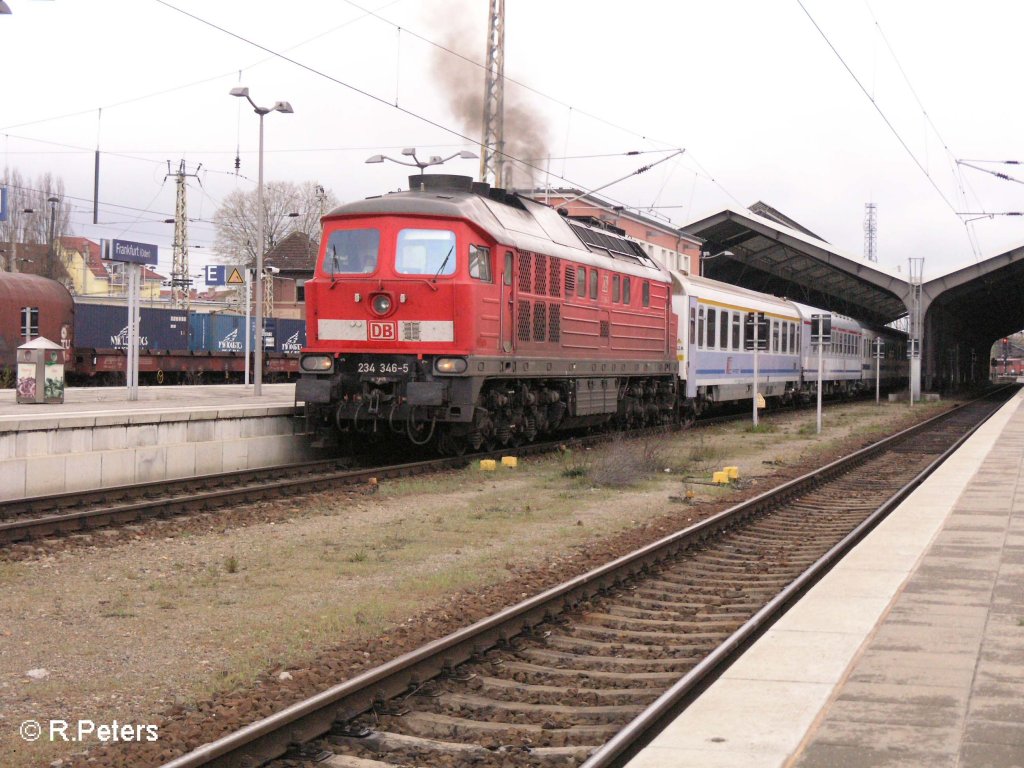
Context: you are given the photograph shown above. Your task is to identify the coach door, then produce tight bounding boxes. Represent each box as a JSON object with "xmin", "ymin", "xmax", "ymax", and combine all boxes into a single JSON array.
[{"xmin": 500, "ymin": 249, "xmax": 515, "ymax": 353}]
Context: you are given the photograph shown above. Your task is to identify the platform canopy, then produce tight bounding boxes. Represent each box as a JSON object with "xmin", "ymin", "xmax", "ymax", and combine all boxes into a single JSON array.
[
  {"xmin": 683, "ymin": 205, "xmax": 908, "ymax": 326},
  {"xmin": 923, "ymin": 242, "xmax": 1024, "ymax": 345}
]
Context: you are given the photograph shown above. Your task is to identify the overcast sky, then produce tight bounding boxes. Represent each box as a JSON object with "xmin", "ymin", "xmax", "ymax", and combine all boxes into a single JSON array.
[{"xmin": 3, "ymin": 0, "xmax": 1024, "ymax": 283}]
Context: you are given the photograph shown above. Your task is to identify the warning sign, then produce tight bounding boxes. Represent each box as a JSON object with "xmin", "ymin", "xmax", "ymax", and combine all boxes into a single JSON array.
[{"xmin": 227, "ymin": 267, "xmax": 245, "ymax": 285}]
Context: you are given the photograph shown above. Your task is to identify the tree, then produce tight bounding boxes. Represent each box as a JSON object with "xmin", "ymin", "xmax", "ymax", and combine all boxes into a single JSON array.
[
  {"xmin": 0, "ymin": 167, "xmax": 72, "ymax": 281},
  {"xmin": 212, "ymin": 180, "xmax": 337, "ymax": 266}
]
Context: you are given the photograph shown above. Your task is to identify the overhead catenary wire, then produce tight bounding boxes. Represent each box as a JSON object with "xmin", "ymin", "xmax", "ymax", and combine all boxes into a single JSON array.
[
  {"xmin": 796, "ymin": 0, "xmax": 983, "ymax": 261},
  {"xmin": 150, "ymin": 0, "xmax": 696, "ymax": 219}
]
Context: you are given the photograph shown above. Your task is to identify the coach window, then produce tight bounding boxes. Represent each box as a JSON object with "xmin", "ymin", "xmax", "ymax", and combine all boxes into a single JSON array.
[
  {"xmin": 690, "ymin": 306, "xmax": 697, "ymax": 347},
  {"xmin": 612, "ymin": 275, "xmax": 621, "ymax": 302},
  {"xmin": 790, "ymin": 323, "xmax": 796, "ymax": 354},
  {"xmin": 731, "ymin": 313, "xmax": 740, "ymax": 350},
  {"xmin": 697, "ymin": 306, "xmax": 705, "ymax": 349},
  {"xmin": 503, "ymin": 251, "xmax": 513, "ymax": 285},
  {"xmin": 707, "ymin": 308, "xmax": 717, "ymax": 349},
  {"xmin": 719, "ymin": 311, "xmax": 729, "ymax": 349},
  {"xmin": 469, "ymin": 245, "xmax": 493, "ymax": 282},
  {"xmin": 589, "ymin": 269, "xmax": 598, "ymax": 299},
  {"xmin": 21, "ymin": 307, "xmax": 39, "ymax": 341},
  {"xmin": 781, "ymin": 321, "xmax": 789, "ymax": 354},
  {"xmin": 623, "ymin": 277, "xmax": 631, "ymax": 305},
  {"xmin": 323, "ymin": 228, "xmax": 380, "ymax": 274},
  {"xmin": 396, "ymin": 228, "xmax": 456, "ymax": 276},
  {"xmin": 772, "ymin": 320, "xmax": 780, "ymax": 353},
  {"xmin": 576, "ymin": 267, "xmax": 586, "ymax": 297}
]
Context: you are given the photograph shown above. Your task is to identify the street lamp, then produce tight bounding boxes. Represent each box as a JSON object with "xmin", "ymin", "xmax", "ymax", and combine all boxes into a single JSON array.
[
  {"xmin": 366, "ymin": 148, "xmax": 478, "ymax": 182},
  {"xmin": 230, "ymin": 85, "xmax": 293, "ymax": 396},
  {"xmin": 46, "ymin": 196, "xmax": 59, "ymax": 279}
]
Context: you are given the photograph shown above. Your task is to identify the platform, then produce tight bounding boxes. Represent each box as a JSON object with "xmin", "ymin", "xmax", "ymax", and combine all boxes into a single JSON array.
[
  {"xmin": 627, "ymin": 389, "xmax": 1024, "ymax": 768},
  {"xmin": 0, "ymin": 384, "xmax": 317, "ymax": 500}
]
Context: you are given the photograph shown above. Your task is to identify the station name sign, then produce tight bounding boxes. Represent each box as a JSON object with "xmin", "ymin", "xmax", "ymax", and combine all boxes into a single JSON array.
[{"xmin": 102, "ymin": 238, "xmax": 158, "ymax": 266}]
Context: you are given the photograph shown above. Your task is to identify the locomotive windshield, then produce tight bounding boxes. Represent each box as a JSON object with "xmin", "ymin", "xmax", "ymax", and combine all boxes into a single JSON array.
[
  {"xmin": 323, "ymin": 228, "xmax": 380, "ymax": 274},
  {"xmin": 395, "ymin": 229, "xmax": 456, "ymax": 276}
]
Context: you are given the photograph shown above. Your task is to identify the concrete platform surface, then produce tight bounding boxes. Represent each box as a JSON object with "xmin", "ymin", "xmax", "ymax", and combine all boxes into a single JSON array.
[
  {"xmin": 0, "ymin": 383, "xmax": 297, "ymax": 426},
  {"xmin": 626, "ymin": 390, "xmax": 1024, "ymax": 768},
  {"xmin": 0, "ymin": 384, "xmax": 313, "ymax": 500}
]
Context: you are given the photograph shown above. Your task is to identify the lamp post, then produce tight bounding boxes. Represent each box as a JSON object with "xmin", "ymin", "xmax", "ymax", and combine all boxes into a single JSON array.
[
  {"xmin": 230, "ymin": 86, "xmax": 293, "ymax": 396},
  {"xmin": 365, "ymin": 148, "xmax": 478, "ymax": 186},
  {"xmin": 45, "ymin": 196, "xmax": 59, "ymax": 280}
]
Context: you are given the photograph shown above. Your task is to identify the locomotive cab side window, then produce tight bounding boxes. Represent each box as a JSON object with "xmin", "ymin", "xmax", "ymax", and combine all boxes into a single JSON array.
[
  {"xmin": 576, "ymin": 268, "xmax": 586, "ymax": 298},
  {"xmin": 503, "ymin": 251, "xmax": 513, "ymax": 285},
  {"xmin": 589, "ymin": 269, "xmax": 598, "ymax": 299},
  {"xmin": 469, "ymin": 245, "xmax": 492, "ymax": 282},
  {"xmin": 623, "ymin": 277, "xmax": 631, "ymax": 305},
  {"xmin": 396, "ymin": 228, "xmax": 456, "ymax": 276},
  {"xmin": 641, "ymin": 281, "xmax": 649, "ymax": 307},
  {"xmin": 323, "ymin": 228, "xmax": 380, "ymax": 274},
  {"xmin": 612, "ymin": 275, "xmax": 621, "ymax": 302}
]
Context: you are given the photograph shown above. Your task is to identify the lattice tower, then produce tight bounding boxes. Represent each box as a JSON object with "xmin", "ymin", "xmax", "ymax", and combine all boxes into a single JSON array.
[
  {"xmin": 166, "ymin": 160, "xmax": 201, "ymax": 309},
  {"xmin": 864, "ymin": 202, "xmax": 878, "ymax": 262},
  {"xmin": 479, "ymin": 0, "xmax": 505, "ymax": 187}
]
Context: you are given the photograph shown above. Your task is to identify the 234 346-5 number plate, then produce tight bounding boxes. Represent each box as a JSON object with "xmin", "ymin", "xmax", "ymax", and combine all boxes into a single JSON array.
[{"xmin": 339, "ymin": 355, "xmax": 415, "ymax": 378}]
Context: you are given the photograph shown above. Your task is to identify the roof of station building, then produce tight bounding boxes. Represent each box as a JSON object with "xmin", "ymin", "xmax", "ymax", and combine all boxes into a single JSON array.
[{"xmin": 681, "ymin": 206, "xmax": 909, "ymax": 326}]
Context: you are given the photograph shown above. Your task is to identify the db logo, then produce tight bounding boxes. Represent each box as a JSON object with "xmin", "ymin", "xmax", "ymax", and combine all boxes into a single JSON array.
[{"xmin": 369, "ymin": 322, "xmax": 397, "ymax": 341}]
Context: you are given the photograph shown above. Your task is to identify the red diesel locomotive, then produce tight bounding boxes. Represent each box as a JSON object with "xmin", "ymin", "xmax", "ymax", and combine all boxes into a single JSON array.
[{"xmin": 296, "ymin": 174, "xmax": 678, "ymax": 453}]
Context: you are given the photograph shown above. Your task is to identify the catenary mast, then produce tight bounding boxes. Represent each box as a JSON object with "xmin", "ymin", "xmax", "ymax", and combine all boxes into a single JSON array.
[{"xmin": 479, "ymin": 0, "xmax": 505, "ymax": 187}]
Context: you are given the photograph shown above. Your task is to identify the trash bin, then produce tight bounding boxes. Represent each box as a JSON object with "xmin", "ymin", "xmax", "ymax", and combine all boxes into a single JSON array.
[{"xmin": 16, "ymin": 337, "xmax": 65, "ymax": 404}]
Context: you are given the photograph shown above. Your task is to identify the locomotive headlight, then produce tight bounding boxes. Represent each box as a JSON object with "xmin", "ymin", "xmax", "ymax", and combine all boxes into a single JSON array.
[
  {"xmin": 435, "ymin": 357, "xmax": 468, "ymax": 374},
  {"xmin": 300, "ymin": 355, "xmax": 333, "ymax": 372},
  {"xmin": 370, "ymin": 293, "xmax": 393, "ymax": 316}
]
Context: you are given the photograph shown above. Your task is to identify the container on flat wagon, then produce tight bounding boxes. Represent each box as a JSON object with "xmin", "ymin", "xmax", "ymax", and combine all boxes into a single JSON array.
[
  {"xmin": 275, "ymin": 318, "xmax": 306, "ymax": 355},
  {"xmin": 74, "ymin": 303, "xmax": 188, "ymax": 350}
]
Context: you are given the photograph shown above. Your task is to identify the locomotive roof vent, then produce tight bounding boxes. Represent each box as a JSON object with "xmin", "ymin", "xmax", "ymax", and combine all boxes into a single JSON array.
[{"xmin": 408, "ymin": 174, "xmax": 474, "ymax": 193}]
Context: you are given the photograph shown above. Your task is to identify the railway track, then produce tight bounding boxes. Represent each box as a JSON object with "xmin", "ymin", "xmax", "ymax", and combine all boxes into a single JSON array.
[
  {"xmin": 155, "ymin": 386, "xmax": 1016, "ymax": 768},
  {"xmin": 0, "ymin": 393, "xmax": 843, "ymax": 547}
]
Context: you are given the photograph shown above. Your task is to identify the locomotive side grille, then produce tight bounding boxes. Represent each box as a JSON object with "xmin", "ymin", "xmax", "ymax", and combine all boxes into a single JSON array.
[
  {"xmin": 564, "ymin": 266, "xmax": 575, "ymax": 296},
  {"xmin": 549, "ymin": 258, "xmax": 561, "ymax": 297},
  {"xmin": 600, "ymin": 320, "xmax": 610, "ymax": 338},
  {"xmin": 533, "ymin": 301, "xmax": 547, "ymax": 342},
  {"xmin": 548, "ymin": 304, "xmax": 561, "ymax": 342},
  {"xmin": 534, "ymin": 253, "xmax": 548, "ymax": 295},
  {"xmin": 518, "ymin": 252, "xmax": 532, "ymax": 293},
  {"xmin": 517, "ymin": 300, "xmax": 531, "ymax": 342}
]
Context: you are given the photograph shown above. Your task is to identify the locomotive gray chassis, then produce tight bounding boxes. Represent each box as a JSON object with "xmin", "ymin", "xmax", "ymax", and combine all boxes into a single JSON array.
[{"xmin": 297, "ymin": 355, "xmax": 678, "ymax": 451}]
